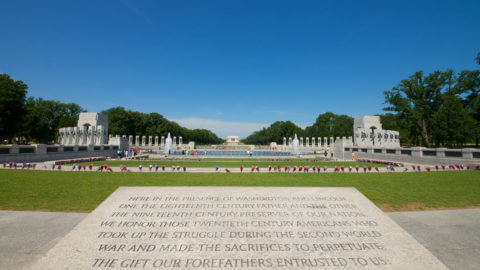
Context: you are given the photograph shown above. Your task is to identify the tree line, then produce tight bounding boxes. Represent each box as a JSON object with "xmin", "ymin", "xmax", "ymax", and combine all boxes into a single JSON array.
[
  {"xmin": 243, "ymin": 53, "xmax": 479, "ymax": 147},
  {"xmin": 0, "ymin": 74, "xmax": 223, "ymax": 145},
  {"xmin": 0, "ymin": 74, "xmax": 83, "ymax": 144},
  {"xmin": 102, "ymin": 107, "xmax": 224, "ymax": 145},
  {"xmin": 242, "ymin": 112, "xmax": 354, "ymax": 145}
]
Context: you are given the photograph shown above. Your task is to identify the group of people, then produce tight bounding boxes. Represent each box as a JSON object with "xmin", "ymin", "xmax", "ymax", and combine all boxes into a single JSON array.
[
  {"xmin": 402, "ymin": 164, "xmax": 472, "ymax": 172},
  {"xmin": 218, "ymin": 164, "xmax": 388, "ymax": 173},
  {"xmin": 2, "ymin": 162, "xmax": 37, "ymax": 169},
  {"xmin": 70, "ymin": 164, "xmax": 112, "ymax": 171},
  {"xmin": 3, "ymin": 161, "xmax": 476, "ymax": 173},
  {"xmin": 136, "ymin": 164, "xmax": 187, "ymax": 172}
]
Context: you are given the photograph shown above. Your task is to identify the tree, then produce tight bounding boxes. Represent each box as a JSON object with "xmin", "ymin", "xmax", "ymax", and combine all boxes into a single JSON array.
[
  {"xmin": 0, "ymin": 74, "xmax": 28, "ymax": 141},
  {"xmin": 304, "ymin": 112, "xmax": 353, "ymax": 138},
  {"xmin": 304, "ymin": 112, "xmax": 336, "ymax": 138},
  {"xmin": 431, "ymin": 94, "xmax": 476, "ymax": 147},
  {"xmin": 22, "ymin": 97, "xmax": 84, "ymax": 143},
  {"xmin": 384, "ymin": 71, "xmax": 453, "ymax": 146},
  {"xmin": 455, "ymin": 69, "xmax": 480, "ymax": 146},
  {"xmin": 331, "ymin": 114, "xmax": 354, "ymax": 138},
  {"xmin": 242, "ymin": 121, "xmax": 303, "ymax": 145}
]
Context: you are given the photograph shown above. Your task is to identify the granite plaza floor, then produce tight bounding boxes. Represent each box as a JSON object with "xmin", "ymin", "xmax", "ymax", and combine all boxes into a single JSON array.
[{"xmin": 0, "ymin": 208, "xmax": 479, "ymax": 269}]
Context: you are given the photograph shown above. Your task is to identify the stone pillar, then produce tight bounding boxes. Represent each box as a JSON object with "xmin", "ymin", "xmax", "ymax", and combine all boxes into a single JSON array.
[
  {"xmin": 128, "ymin": 135, "xmax": 133, "ymax": 146},
  {"xmin": 324, "ymin": 137, "xmax": 328, "ymax": 147},
  {"xmin": 142, "ymin": 136, "xmax": 146, "ymax": 146},
  {"xmin": 148, "ymin": 136, "xmax": 152, "ymax": 146},
  {"xmin": 318, "ymin": 137, "xmax": 321, "ymax": 147},
  {"xmin": 155, "ymin": 136, "xmax": 159, "ymax": 146},
  {"xmin": 462, "ymin": 148, "xmax": 475, "ymax": 159},
  {"xmin": 9, "ymin": 145, "xmax": 19, "ymax": 154},
  {"xmin": 35, "ymin": 144, "xmax": 47, "ymax": 155},
  {"xmin": 306, "ymin": 137, "xmax": 309, "ymax": 147},
  {"xmin": 57, "ymin": 128, "xmax": 63, "ymax": 144},
  {"xmin": 300, "ymin": 137, "xmax": 303, "ymax": 147},
  {"xmin": 288, "ymin": 137, "xmax": 292, "ymax": 146},
  {"xmin": 411, "ymin": 147, "xmax": 423, "ymax": 164},
  {"xmin": 173, "ymin": 136, "xmax": 177, "ymax": 146},
  {"xmin": 283, "ymin": 137, "xmax": 286, "ymax": 147},
  {"xmin": 64, "ymin": 128, "xmax": 69, "ymax": 145},
  {"xmin": 311, "ymin": 137, "xmax": 315, "ymax": 147},
  {"xmin": 72, "ymin": 127, "xmax": 79, "ymax": 145},
  {"xmin": 435, "ymin": 147, "xmax": 447, "ymax": 158},
  {"xmin": 68, "ymin": 127, "xmax": 74, "ymax": 145},
  {"xmin": 83, "ymin": 128, "xmax": 88, "ymax": 145},
  {"xmin": 366, "ymin": 147, "xmax": 373, "ymax": 158},
  {"xmin": 179, "ymin": 136, "xmax": 182, "ymax": 145},
  {"xmin": 330, "ymin": 137, "xmax": 334, "ymax": 146},
  {"xmin": 97, "ymin": 126, "xmax": 105, "ymax": 145},
  {"xmin": 62, "ymin": 128, "xmax": 67, "ymax": 145},
  {"xmin": 89, "ymin": 126, "xmax": 96, "ymax": 146},
  {"xmin": 78, "ymin": 127, "xmax": 86, "ymax": 145},
  {"xmin": 66, "ymin": 127, "xmax": 73, "ymax": 145},
  {"xmin": 102, "ymin": 127, "xmax": 108, "ymax": 144},
  {"xmin": 79, "ymin": 128, "xmax": 85, "ymax": 145},
  {"xmin": 135, "ymin": 136, "xmax": 139, "ymax": 146},
  {"xmin": 161, "ymin": 136, "xmax": 165, "ymax": 146},
  {"xmin": 375, "ymin": 131, "xmax": 382, "ymax": 147}
]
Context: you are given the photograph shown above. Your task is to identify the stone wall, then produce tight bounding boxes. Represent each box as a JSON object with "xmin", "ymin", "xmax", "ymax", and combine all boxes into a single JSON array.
[
  {"xmin": 0, "ymin": 144, "xmax": 118, "ymax": 163},
  {"xmin": 334, "ymin": 139, "xmax": 480, "ymax": 165}
]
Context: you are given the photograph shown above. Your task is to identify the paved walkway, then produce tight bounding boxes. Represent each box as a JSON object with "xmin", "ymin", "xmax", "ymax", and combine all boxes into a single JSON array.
[
  {"xmin": 0, "ymin": 211, "xmax": 86, "ymax": 270},
  {"xmin": 388, "ymin": 209, "xmax": 480, "ymax": 269},
  {"xmin": 1, "ymin": 209, "xmax": 479, "ymax": 269}
]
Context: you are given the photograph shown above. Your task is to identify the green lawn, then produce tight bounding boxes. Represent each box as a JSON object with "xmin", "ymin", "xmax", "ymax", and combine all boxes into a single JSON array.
[
  {"xmin": 76, "ymin": 159, "xmax": 387, "ymax": 168},
  {"xmin": 0, "ymin": 169, "xmax": 479, "ymax": 212}
]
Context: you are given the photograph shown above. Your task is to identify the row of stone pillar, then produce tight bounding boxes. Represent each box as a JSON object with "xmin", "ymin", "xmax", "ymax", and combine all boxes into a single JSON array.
[
  {"xmin": 108, "ymin": 135, "xmax": 182, "ymax": 147},
  {"xmin": 282, "ymin": 136, "xmax": 345, "ymax": 147},
  {"xmin": 58, "ymin": 126, "xmax": 107, "ymax": 146}
]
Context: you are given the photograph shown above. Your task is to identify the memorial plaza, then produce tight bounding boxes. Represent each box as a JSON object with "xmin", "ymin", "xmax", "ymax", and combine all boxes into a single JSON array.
[{"xmin": 2, "ymin": 2, "xmax": 480, "ymax": 269}]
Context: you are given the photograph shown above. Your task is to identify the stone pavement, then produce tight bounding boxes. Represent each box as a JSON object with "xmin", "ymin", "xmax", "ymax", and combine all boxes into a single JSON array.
[
  {"xmin": 388, "ymin": 209, "xmax": 480, "ymax": 270},
  {"xmin": 1, "ymin": 209, "xmax": 479, "ymax": 269},
  {"xmin": 0, "ymin": 211, "xmax": 86, "ymax": 270}
]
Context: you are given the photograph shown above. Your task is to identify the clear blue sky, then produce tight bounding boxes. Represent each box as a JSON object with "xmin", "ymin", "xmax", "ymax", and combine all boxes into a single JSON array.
[{"xmin": 1, "ymin": 0, "xmax": 479, "ymax": 137}]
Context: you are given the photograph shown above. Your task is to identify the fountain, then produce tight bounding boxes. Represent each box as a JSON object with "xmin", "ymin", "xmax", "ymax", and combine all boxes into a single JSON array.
[
  {"xmin": 164, "ymin": 133, "xmax": 173, "ymax": 155},
  {"xmin": 291, "ymin": 134, "xmax": 300, "ymax": 156}
]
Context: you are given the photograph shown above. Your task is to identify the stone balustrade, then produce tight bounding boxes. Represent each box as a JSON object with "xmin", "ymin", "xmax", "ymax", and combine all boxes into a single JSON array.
[{"xmin": 0, "ymin": 144, "xmax": 119, "ymax": 163}]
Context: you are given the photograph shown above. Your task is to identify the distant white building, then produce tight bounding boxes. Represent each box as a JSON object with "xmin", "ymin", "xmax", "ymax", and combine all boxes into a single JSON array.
[{"xmin": 226, "ymin": 136, "xmax": 240, "ymax": 145}]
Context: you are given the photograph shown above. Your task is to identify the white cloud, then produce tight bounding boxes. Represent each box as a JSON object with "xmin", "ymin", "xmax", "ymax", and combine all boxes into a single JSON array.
[{"xmin": 171, "ymin": 118, "xmax": 269, "ymax": 138}]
